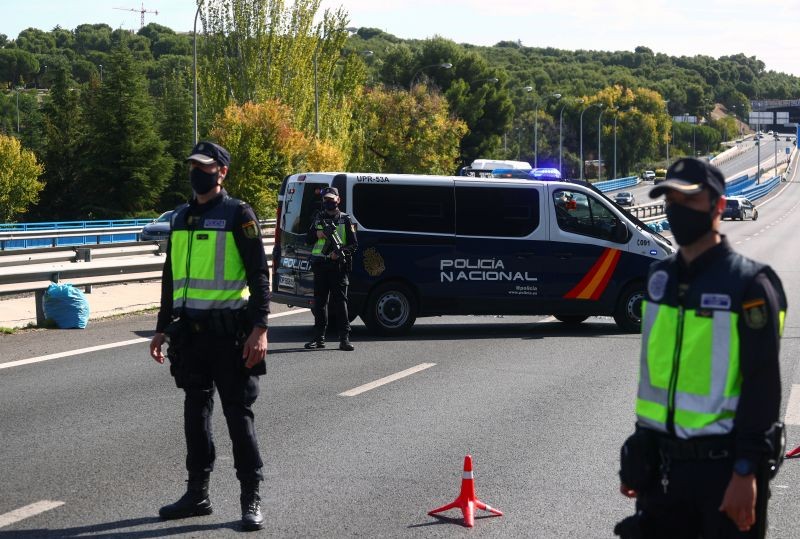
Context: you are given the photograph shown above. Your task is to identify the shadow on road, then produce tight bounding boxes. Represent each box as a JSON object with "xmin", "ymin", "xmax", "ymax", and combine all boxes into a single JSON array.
[{"xmin": 0, "ymin": 516, "xmax": 240, "ymax": 538}]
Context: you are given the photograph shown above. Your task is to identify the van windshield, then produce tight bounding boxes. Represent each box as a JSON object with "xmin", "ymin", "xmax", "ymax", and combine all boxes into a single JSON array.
[{"xmin": 282, "ymin": 181, "xmax": 329, "ymax": 234}]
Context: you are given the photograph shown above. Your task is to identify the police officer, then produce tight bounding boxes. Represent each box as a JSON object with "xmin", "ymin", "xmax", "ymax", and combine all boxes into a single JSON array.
[
  {"xmin": 304, "ymin": 187, "xmax": 358, "ymax": 351},
  {"xmin": 615, "ymin": 158, "xmax": 787, "ymax": 538},
  {"xmin": 149, "ymin": 141, "xmax": 270, "ymax": 531}
]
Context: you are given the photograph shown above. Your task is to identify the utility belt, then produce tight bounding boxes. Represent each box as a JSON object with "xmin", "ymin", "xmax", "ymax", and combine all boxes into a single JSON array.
[
  {"xmin": 178, "ymin": 308, "xmax": 251, "ymax": 339},
  {"xmin": 656, "ymin": 434, "xmax": 733, "ymax": 461}
]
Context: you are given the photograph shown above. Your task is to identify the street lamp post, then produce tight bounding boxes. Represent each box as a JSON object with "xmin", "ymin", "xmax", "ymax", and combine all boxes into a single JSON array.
[
  {"xmin": 530, "ymin": 91, "xmax": 561, "ymax": 168},
  {"xmin": 192, "ymin": 1, "xmax": 204, "ymax": 146},
  {"xmin": 16, "ymin": 88, "xmax": 20, "ymax": 133},
  {"xmin": 664, "ymin": 100, "xmax": 670, "ymax": 166},
  {"xmin": 579, "ymin": 102, "xmax": 602, "ymax": 182},
  {"xmin": 774, "ymin": 134, "xmax": 778, "ymax": 178},
  {"xmin": 409, "ymin": 62, "xmax": 452, "ymax": 91},
  {"xmin": 99, "ymin": 64, "xmax": 103, "ymax": 83},
  {"xmin": 559, "ymin": 99, "xmax": 579, "ymax": 177},
  {"xmin": 597, "ymin": 105, "xmax": 606, "ymax": 181}
]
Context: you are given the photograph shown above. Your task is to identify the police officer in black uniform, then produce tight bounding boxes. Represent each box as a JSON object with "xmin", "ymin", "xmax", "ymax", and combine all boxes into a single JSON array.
[
  {"xmin": 149, "ymin": 142, "xmax": 270, "ymax": 531},
  {"xmin": 304, "ymin": 187, "xmax": 358, "ymax": 351},
  {"xmin": 615, "ymin": 158, "xmax": 787, "ymax": 538}
]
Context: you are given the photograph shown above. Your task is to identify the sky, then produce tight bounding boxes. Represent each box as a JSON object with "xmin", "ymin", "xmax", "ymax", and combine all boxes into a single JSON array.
[{"xmin": 5, "ymin": 0, "xmax": 800, "ymax": 77}]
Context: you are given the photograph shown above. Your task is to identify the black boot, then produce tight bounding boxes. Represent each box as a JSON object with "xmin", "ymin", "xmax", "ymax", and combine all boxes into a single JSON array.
[
  {"xmin": 158, "ymin": 476, "xmax": 212, "ymax": 520},
  {"xmin": 240, "ymin": 481, "xmax": 265, "ymax": 531},
  {"xmin": 339, "ymin": 337, "xmax": 354, "ymax": 351},
  {"xmin": 304, "ymin": 338, "xmax": 325, "ymax": 349}
]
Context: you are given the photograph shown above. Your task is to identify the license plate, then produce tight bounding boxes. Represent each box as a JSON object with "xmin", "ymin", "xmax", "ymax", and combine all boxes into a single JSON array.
[{"xmin": 278, "ymin": 274, "xmax": 295, "ymax": 288}]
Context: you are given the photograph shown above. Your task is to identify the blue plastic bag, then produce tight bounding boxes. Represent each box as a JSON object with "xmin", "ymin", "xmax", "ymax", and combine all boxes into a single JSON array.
[{"xmin": 43, "ymin": 283, "xmax": 90, "ymax": 329}]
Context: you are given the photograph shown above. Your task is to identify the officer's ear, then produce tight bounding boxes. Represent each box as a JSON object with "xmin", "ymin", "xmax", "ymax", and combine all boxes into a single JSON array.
[{"xmin": 218, "ymin": 165, "xmax": 228, "ymax": 182}]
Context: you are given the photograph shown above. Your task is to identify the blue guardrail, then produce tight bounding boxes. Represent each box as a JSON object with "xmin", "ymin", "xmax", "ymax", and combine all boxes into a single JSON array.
[{"xmin": 0, "ymin": 218, "xmax": 153, "ymax": 250}]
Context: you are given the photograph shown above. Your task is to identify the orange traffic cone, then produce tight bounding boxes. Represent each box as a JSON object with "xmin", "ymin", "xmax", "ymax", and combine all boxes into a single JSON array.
[
  {"xmin": 786, "ymin": 445, "xmax": 800, "ymax": 459},
  {"xmin": 428, "ymin": 454, "xmax": 503, "ymax": 527}
]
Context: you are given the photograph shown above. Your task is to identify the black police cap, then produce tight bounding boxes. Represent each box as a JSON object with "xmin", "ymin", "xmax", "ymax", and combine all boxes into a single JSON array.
[{"xmin": 186, "ymin": 141, "xmax": 231, "ymax": 168}]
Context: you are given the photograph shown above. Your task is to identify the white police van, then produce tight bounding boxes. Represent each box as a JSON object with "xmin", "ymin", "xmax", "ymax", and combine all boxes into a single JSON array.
[{"xmin": 272, "ymin": 172, "xmax": 675, "ymax": 335}]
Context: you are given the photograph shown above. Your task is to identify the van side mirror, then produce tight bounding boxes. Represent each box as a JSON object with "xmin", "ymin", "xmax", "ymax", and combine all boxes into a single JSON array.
[{"xmin": 613, "ymin": 221, "xmax": 629, "ymax": 243}]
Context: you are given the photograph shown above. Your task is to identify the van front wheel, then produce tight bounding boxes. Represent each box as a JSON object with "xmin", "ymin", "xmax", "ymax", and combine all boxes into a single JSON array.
[
  {"xmin": 363, "ymin": 282, "xmax": 417, "ymax": 335},
  {"xmin": 614, "ymin": 283, "xmax": 645, "ymax": 333}
]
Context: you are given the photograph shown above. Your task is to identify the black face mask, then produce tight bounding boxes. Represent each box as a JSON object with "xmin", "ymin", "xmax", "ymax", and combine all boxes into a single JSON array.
[
  {"xmin": 323, "ymin": 199, "xmax": 338, "ymax": 211},
  {"xmin": 190, "ymin": 167, "xmax": 220, "ymax": 195},
  {"xmin": 665, "ymin": 202, "xmax": 714, "ymax": 246}
]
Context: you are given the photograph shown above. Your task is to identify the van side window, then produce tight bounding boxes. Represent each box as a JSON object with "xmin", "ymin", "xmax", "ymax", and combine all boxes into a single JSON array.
[
  {"xmin": 284, "ymin": 182, "xmax": 327, "ymax": 234},
  {"xmin": 456, "ymin": 186, "xmax": 539, "ymax": 236},
  {"xmin": 553, "ymin": 189, "xmax": 622, "ymax": 242},
  {"xmin": 353, "ymin": 184, "xmax": 455, "ymax": 234}
]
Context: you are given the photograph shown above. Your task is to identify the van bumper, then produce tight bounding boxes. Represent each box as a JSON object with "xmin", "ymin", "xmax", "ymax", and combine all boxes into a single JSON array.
[{"xmin": 271, "ymin": 291, "xmax": 314, "ymax": 309}]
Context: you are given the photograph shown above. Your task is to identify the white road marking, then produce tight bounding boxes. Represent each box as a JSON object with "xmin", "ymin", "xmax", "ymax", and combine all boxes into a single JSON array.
[
  {"xmin": 784, "ymin": 384, "xmax": 800, "ymax": 425},
  {"xmin": 339, "ymin": 363, "xmax": 436, "ymax": 397},
  {"xmin": 0, "ymin": 338, "xmax": 149, "ymax": 370},
  {"xmin": 0, "ymin": 309, "xmax": 309, "ymax": 370},
  {"xmin": 0, "ymin": 500, "xmax": 64, "ymax": 529}
]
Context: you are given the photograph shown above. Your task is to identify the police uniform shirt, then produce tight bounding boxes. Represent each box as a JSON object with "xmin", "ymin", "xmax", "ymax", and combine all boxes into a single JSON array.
[
  {"xmin": 156, "ymin": 189, "xmax": 271, "ymax": 332},
  {"xmin": 673, "ymin": 237, "xmax": 783, "ymax": 462}
]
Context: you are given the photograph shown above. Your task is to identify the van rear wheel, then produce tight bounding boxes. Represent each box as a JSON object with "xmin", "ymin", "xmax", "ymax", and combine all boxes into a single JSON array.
[
  {"xmin": 363, "ymin": 282, "xmax": 417, "ymax": 336},
  {"xmin": 614, "ymin": 283, "xmax": 645, "ymax": 333},
  {"xmin": 554, "ymin": 315, "xmax": 588, "ymax": 325}
]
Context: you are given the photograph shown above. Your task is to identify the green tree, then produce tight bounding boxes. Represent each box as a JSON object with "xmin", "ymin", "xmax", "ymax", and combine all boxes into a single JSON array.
[
  {"xmin": 35, "ymin": 66, "xmax": 85, "ymax": 219},
  {"xmin": 210, "ymin": 100, "xmax": 345, "ymax": 218},
  {"xmin": 80, "ymin": 41, "xmax": 170, "ymax": 218},
  {"xmin": 349, "ymin": 85, "xmax": 468, "ymax": 174},
  {"xmin": 0, "ymin": 134, "xmax": 44, "ymax": 222},
  {"xmin": 0, "ymin": 49, "xmax": 39, "ymax": 88},
  {"xmin": 157, "ymin": 68, "xmax": 194, "ymax": 210}
]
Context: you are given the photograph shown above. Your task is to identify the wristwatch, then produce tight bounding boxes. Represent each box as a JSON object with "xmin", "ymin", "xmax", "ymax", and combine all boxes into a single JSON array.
[{"xmin": 733, "ymin": 458, "xmax": 756, "ymax": 476}]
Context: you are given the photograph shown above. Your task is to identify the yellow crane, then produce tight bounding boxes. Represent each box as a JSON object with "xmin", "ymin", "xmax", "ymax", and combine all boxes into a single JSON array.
[{"xmin": 114, "ymin": 2, "xmax": 159, "ymax": 30}]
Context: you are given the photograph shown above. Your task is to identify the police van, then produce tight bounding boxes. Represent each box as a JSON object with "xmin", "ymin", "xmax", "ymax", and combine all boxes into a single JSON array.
[{"xmin": 272, "ymin": 172, "xmax": 675, "ymax": 335}]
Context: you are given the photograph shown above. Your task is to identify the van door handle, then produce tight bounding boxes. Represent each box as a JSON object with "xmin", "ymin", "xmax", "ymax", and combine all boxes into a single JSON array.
[{"xmin": 554, "ymin": 252, "xmax": 573, "ymax": 259}]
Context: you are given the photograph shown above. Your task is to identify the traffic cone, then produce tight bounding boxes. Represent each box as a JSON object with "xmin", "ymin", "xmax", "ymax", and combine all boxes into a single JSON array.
[
  {"xmin": 428, "ymin": 455, "xmax": 503, "ymax": 527},
  {"xmin": 786, "ymin": 445, "xmax": 800, "ymax": 459}
]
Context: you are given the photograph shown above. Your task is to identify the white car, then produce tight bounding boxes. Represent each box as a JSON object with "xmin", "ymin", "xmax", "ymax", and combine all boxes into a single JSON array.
[{"xmin": 642, "ymin": 170, "xmax": 656, "ymax": 181}]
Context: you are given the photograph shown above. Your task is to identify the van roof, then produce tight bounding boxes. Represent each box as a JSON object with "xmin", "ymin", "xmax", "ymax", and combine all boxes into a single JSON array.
[
  {"xmin": 468, "ymin": 159, "xmax": 532, "ymax": 170},
  {"xmin": 287, "ymin": 171, "xmax": 576, "ymax": 188}
]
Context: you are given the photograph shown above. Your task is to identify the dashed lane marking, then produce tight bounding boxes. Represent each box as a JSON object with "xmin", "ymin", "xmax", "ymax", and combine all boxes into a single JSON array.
[
  {"xmin": 0, "ymin": 500, "xmax": 64, "ymax": 529},
  {"xmin": 0, "ymin": 309, "xmax": 309, "ymax": 370},
  {"xmin": 339, "ymin": 363, "xmax": 436, "ymax": 397},
  {"xmin": 784, "ymin": 384, "xmax": 800, "ymax": 426}
]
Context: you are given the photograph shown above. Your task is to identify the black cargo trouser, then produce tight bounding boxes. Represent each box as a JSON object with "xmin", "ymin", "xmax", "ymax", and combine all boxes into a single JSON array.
[
  {"xmin": 635, "ymin": 456, "xmax": 768, "ymax": 538},
  {"xmin": 182, "ymin": 331, "xmax": 263, "ymax": 482},
  {"xmin": 312, "ymin": 259, "xmax": 350, "ymax": 340}
]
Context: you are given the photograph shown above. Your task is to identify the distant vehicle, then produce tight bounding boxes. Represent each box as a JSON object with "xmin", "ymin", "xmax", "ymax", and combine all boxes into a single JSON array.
[
  {"xmin": 140, "ymin": 210, "xmax": 174, "ymax": 240},
  {"xmin": 722, "ymin": 197, "xmax": 758, "ymax": 221},
  {"xmin": 767, "ymin": 130, "xmax": 773, "ymax": 136},
  {"xmin": 786, "ymin": 137, "xmax": 792, "ymax": 142},
  {"xmin": 614, "ymin": 191, "xmax": 636, "ymax": 206},
  {"xmin": 642, "ymin": 170, "xmax": 656, "ymax": 181}
]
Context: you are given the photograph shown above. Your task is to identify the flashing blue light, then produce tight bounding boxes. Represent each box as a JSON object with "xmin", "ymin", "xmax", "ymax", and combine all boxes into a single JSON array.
[
  {"xmin": 650, "ymin": 249, "xmax": 658, "ymax": 256},
  {"xmin": 531, "ymin": 168, "xmax": 562, "ymax": 180},
  {"xmin": 490, "ymin": 167, "xmax": 562, "ymax": 181}
]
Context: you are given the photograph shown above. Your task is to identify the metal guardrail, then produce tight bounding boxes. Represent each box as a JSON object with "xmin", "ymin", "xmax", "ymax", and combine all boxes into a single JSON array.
[
  {"xmin": 0, "ymin": 219, "xmax": 277, "ymax": 250},
  {"xmin": 594, "ymin": 176, "xmax": 639, "ymax": 192},
  {"xmin": 0, "ymin": 223, "xmax": 277, "ymax": 326}
]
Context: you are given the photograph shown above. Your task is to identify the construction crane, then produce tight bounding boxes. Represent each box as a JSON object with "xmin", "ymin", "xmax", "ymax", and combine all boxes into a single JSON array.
[{"xmin": 114, "ymin": 2, "xmax": 159, "ymax": 30}]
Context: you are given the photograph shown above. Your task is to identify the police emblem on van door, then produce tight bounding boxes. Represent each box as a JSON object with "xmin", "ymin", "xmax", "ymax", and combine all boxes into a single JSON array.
[{"xmin": 363, "ymin": 247, "xmax": 385, "ymax": 277}]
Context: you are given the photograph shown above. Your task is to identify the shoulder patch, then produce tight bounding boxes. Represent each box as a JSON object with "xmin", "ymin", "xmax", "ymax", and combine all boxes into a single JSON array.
[
  {"xmin": 648, "ymin": 270, "xmax": 669, "ymax": 301},
  {"xmin": 241, "ymin": 220, "xmax": 260, "ymax": 239},
  {"xmin": 743, "ymin": 298, "xmax": 768, "ymax": 329}
]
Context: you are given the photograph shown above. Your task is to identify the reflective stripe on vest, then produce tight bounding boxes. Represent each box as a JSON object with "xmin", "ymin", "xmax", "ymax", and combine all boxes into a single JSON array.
[
  {"xmin": 171, "ymin": 229, "xmax": 247, "ymax": 311},
  {"xmin": 636, "ymin": 300, "xmax": 740, "ymax": 439},
  {"xmin": 312, "ymin": 222, "xmax": 347, "ymax": 256}
]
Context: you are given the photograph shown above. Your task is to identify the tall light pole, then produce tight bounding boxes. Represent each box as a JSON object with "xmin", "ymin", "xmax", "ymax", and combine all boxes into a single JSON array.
[
  {"xmin": 98, "ymin": 64, "xmax": 103, "ymax": 83},
  {"xmin": 192, "ymin": 1, "xmax": 204, "ymax": 146},
  {"xmin": 530, "ymin": 91, "xmax": 561, "ymax": 168},
  {"xmin": 774, "ymin": 133, "xmax": 778, "ymax": 178},
  {"xmin": 612, "ymin": 107, "xmax": 629, "ymax": 180},
  {"xmin": 559, "ymin": 98, "xmax": 580, "ymax": 177},
  {"xmin": 15, "ymin": 88, "xmax": 21, "ymax": 133},
  {"xmin": 597, "ymin": 105, "xmax": 606, "ymax": 181},
  {"xmin": 756, "ymin": 130, "xmax": 761, "ymax": 184},
  {"xmin": 579, "ymin": 102, "xmax": 602, "ymax": 182},
  {"xmin": 664, "ymin": 99, "xmax": 671, "ymax": 166},
  {"xmin": 409, "ymin": 62, "xmax": 452, "ymax": 90}
]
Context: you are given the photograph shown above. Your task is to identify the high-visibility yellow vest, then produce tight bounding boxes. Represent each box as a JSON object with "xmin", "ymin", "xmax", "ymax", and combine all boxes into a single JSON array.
[
  {"xmin": 311, "ymin": 214, "xmax": 348, "ymax": 257},
  {"xmin": 636, "ymin": 249, "xmax": 786, "ymax": 439},
  {"xmin": 170, "ymin": 196, "xmax": 248, "ymax": 313}
]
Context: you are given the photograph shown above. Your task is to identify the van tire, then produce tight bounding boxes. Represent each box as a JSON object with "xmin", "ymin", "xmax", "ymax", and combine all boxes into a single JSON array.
[
  {"xmin": 614, "ymin": 283, "xmax": 645, "ymax": 333},
  {"xmin": 363, "ymin": 282, "xmax": 417, "ymax": 335},
  {"xmin": 554, "ymin": 315, "xmax": 588, "ymax": 325}
]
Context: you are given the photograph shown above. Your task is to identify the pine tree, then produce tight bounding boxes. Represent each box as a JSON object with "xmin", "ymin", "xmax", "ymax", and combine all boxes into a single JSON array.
[
  {"xmin": 157, "ymin": 68, "xmax": 193, "ymax": 210},
  {"xmin": 80, "ymin": 40, "xmax": 170, "ymax": 218}
]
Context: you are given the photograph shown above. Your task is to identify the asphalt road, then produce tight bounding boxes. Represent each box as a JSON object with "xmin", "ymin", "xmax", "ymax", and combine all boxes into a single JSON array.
[{"xmin": 2, "ymin": 181, "xmax": 800, "ymax": 537}]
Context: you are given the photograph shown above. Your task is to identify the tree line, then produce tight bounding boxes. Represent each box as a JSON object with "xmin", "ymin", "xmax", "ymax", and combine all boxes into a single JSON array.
[{"xmin": 1, "ymin": 0, "xmax": 797, "ymax": 222}]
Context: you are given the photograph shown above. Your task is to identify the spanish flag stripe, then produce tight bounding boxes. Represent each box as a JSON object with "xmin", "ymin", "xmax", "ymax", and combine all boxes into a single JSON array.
[
  {"xmin": 588, "ymin": 249, "xmax": 621, "ymax": 300},
  {"xmin": 564, "ymin": 248, "xmax": 614, "ymax": 299},
  {"xmin": 576, "ymin": 249, "xmax": 619, "ymax": 299}
]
